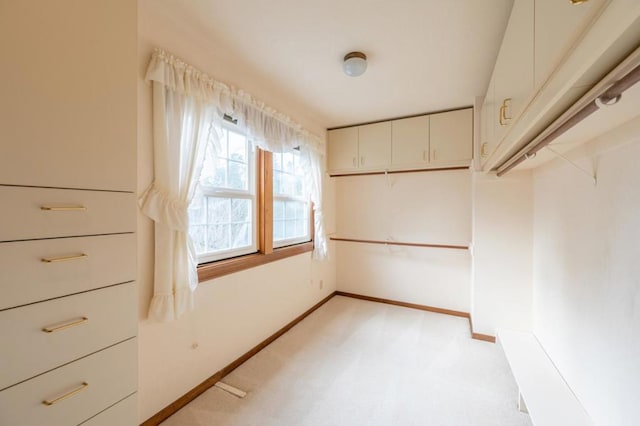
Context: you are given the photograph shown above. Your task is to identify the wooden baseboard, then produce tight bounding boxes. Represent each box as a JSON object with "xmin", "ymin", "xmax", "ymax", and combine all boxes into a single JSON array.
[
  {"xmin": 336, "ymin": 291, "xmax": 496, "ymax": 343},
  {"xmin": 471, "ymin": 332, "xmax": 497, "ymax": 343},
  {"xmin": 140, "ymin": 291, "xmax": 337, "ymax": 426},
  {"xmin": 335, "ymin": 291, "xmax": 471, "ymax": 318}
]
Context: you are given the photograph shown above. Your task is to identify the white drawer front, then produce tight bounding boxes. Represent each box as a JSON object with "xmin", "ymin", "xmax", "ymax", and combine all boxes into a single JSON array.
[
  {"xmin": 0, "ymin": 185, "xmax": 135, "ymax": 242},
  {"xmin": 0, "ymin": 233, "xmax": 135, "ymax": 309},
  {"xmin": 80, "ymin": 393, "xmax": 137, "ymax": 426},
  {"xmin": 0, "ymin": 338, "xmax": 137, "ymax": 426},
  {"xmin": 0, "ymin": 283, "xmax": 136, "ymax": 390}
]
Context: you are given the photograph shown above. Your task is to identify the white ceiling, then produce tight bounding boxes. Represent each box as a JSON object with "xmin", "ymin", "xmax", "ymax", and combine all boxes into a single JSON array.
[{"xmin": 150, "ymin": 0, "xmax": 515, "ymax": 129}]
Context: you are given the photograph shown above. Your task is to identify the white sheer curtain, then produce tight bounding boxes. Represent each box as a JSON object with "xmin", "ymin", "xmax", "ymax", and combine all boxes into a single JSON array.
[
  {"xmin": 142, "ymin": 48, "xmax": 328, "ymax": 321},
  {"xmin": 139, "ymin": 79, "xmax": 213, "ymax": 321}
]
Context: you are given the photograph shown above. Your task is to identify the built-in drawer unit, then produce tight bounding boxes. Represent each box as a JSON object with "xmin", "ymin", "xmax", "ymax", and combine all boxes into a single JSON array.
[
  {"xmin": 0, "ymin": 185, "xmax": 136, "ymax": 242},
  {"xmin": 80, "ymin": 393, "xmax": 137, "ymax": 426},
  {"xmin": 0, "ymin": 338, "xmax": 137, "ymax": 426},
  {"xmin": 0, "ymin": 283, "xmax": 136, "ymax": 390},
  {"xmin": 0, "ymin": 233, "xmax": 135, "ymax": 310}
]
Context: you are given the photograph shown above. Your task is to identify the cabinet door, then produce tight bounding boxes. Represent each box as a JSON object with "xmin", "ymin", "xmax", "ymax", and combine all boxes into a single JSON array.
[
  {"xmin": 493, "ymin": 0, "xmax": 534, "ymax": 144},
  {"xmin": 480, "ymin": 78, "xmax": 496, "ymax": 168},
  {"xmin": 358, "ymin": 122, "xmax": 391, "ymax": 169},
  {"xmin": 535, "ymin": 0, "xmax": 606, "ymax": 88},
  {"xmin": 430, "ymin": 109, "xmax": 473, "ymax": 164},
  {"xmin": 328, "ymin": 127, "xmax": 358, "ymax": 172},
  {"xmin": 391, "ymin": 115, "xmax": 429, "ymax": 167}
]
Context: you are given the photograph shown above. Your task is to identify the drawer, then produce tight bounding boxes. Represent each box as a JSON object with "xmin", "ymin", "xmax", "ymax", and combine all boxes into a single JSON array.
[
  {"xmin": 0, "ymin": 283, "xmax": 136, "ymax": 390},
  {"xmin": 0, "ymin": 338, "xmax": 137, "ymax": 426},
  {"xmin": 0, "ymin": 185, "xmax": 135, "ymax": 242},
  {"xmin": 0, "ymin": 233, "xmax": 136, "ymax": 309},
  {"xmin": 80, "ymin": 393, "xmax": 137, "ymax": 426}
]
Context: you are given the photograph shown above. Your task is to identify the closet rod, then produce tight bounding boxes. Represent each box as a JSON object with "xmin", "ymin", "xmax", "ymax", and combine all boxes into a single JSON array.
[
  {"xmin": 330, "ymin": 237, "xmax": 468, "ymax": 250},
  {"xmin": 496, "ymin": 45, "xmax": 640, "ymax": 177},
  {"xmin": 330, "ymin": 166, "xmax": 469, "ymax": 178}
]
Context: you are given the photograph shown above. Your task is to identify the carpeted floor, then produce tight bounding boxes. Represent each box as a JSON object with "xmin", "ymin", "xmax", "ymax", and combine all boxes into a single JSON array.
[{"xmin": 162, "ymin": 295, "xmax": 532, "ymax": 426}]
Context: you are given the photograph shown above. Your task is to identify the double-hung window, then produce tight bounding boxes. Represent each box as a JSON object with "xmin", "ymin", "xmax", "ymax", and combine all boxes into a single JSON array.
[
  {"xmin": 190, "ymin": 124, "xmax": 313, "ymax": 279},
  {"xmin": 189, "ymin": 127, "xmax": 257, "ymax": 263},
  {"xmin": 273, "ymin": 148, "xmax": 311, "ymax": 248}
]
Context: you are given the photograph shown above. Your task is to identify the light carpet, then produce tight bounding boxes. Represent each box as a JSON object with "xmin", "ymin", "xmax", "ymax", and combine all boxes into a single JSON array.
[{"xmin": 162, "ymin": 295, "xmax": 532, "ymax": 426}]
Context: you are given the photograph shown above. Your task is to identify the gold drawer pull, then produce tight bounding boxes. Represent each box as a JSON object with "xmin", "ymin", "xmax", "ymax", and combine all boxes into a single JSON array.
[
  {"xmin": 43, "ymin": 382, "xmax": 89, "ymax": 406},
  {"xmin": 42, "ymin": 317, "xmax": 89, "ymax": 333},
  {"xmin": 41, "ymin": 253, "xmax": 88, "ymax": 263},
  {"xmin": 40, "ymin": 205, "xmax": 87, "ymax": 211}
]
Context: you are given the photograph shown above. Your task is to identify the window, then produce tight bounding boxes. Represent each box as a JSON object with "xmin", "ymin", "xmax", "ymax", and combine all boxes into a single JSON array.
[
  {"xmin": 190, "ymin": 125, "xmax": 313, "ymax": 280},
  {"xmin": 273, "ymin": 148, "xmax": 311, "ymax": 247},
  {"xmin": 189, "ymin": 127, "xmax": 257, "ymax": 263}
]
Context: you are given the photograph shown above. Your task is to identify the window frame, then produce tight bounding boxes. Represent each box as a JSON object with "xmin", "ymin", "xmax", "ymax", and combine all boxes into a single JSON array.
[{"xmin": 196, "ymin": 149, "xmax": 314, "ymax": 283}]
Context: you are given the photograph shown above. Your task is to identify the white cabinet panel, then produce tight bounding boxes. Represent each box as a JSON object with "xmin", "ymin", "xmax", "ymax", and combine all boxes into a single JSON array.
[
  {"xmin": 358, "ymin": 121, "xmax": 391, "ymax": 169},
  {"xmin": 0, "ymin": 233, "xmax": 135, "ymax": 309},
  {"xmin": 0, "ymin": 338, "xmax": 137, "ymax": 426},
  {"xmin": 392, "ymin": 115, "xmax": 430, "ymax": 166},
  {"xmin": 493, "ymin": 0, "xmax": 534, "ymax": 144},
  {"xmin": 430, "ymin": 109, "xmax": 473, "ymax": 164},
  {"xmin": 535, "ymin": 0, "xmax": 607, "ymax": 88},
  {"xmin": 328, "ymin": 127, "xmax": 358, "ymax": 172},
  {"xmin": 0, "ymin": 1, "xmax": 136, "ymax": 192},
  {"xmin": 0, "ymin": 186, "xmax": 135, "ymax": 242},
  {"xmin": 0, "ymin": 283, "xmax": 136, "ymax": 389},
  {"xmin": 81, "ymin": 393, "xmax": 137, "ymax": 426}
]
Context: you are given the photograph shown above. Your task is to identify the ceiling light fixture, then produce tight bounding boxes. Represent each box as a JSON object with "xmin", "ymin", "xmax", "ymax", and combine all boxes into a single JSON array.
[{"xmin": 343, "ymin": 52, "xmax": 367, "ymax": 77}]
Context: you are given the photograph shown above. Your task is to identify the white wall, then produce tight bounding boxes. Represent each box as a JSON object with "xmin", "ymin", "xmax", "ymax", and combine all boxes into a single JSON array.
[
  {"xmin": 334, "ymin": 170, "xmax": 472, "ymax": 312},
  {"xmin": 471, "ymin": 171, "xmax": 533, "ymax": 336},
  {"xmin": 532, "ymin": 116, "xmax": 640, "ymax": 426},
  {"xmin": 137, "ymin": 1, "xmax": 336, "ymax": 421}
]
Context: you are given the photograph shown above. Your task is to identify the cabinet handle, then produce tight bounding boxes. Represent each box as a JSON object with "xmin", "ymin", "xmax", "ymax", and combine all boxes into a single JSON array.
[
  {"xmin": 41, "ymin": 253, "xmax": 88, "ymax": 263},
  {"xmin": 42, "ymin": 316, "xmax": 89, "ymax": 333},
  {"xmin": 360, "ymin": 156, "xmax": 365, "ymax": 166},
  {"xmin": 499, "ymin": 98, "xmax": 512, "ymax": 126},
  {"xmin": 352, "ymin": 157, "xmax": 356, "ymax": 167},
  {"xmin": 43, "ymin": 382, "xmax": 89, "ymax": 406},
  {"xmin": 423, "ymin": 150, "xmax": 427, "ymax": 162},
  {"xmin": 432, "ymin": 150, "xmax": 437, "ymax": 161},
  {"xmin": 40, "ymin": 205, "xmax": 87, "ymax": 211},
  {"xmin": 481, "ymin": 143, "xmax": 488, "ymax": 157}
]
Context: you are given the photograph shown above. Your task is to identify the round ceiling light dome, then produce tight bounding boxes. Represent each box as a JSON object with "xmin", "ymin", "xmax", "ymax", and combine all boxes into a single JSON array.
[{"xmin": 343, "ymin": 51, "xmax": 367, "ymax": 77}]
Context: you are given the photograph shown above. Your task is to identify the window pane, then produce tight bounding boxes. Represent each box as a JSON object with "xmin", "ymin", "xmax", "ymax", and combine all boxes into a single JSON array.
[
  {"xmin": 228, "ymin": 160, "xmax": 247, "ymax": 190},
  {"xmin": 213, "ymin": 162, "xmax": 226, "ymax": 187},
  {"xmin": 231, "ymin": 223, "xmax": 250, "ymax": 248},
  {"xmin": 189, "ymin": 224, "xmax": 207, "ymax": 253},
  {"xmin": 228, "ymin": 131, "xmax": 246, "ymax": 162},
  {"xmin": 218, "ymin": 129, "xmax": 228, "ymax": 158},
  {"xmin": 273, "ymin": 170, "xmax": 282, "ymax": 195},
  {"xmin": 274, "ymin": 220, "xmax": 284, "ymax": 241},
  {"xmin": 274, "ymin": 200, "xmax": 284, "ymax": 220},
  {"xmin": 231, "ymin": 198, "xmax": 250, "ymax": 223},
  {"xmin": 209, "ymin": 224, "xmax": 229, "ymax": 251},
  {"xmin": 209, "ymin": 197, "xmax": 229, "ymax": 224},
  {"xmin": 273, "ymin": 152, "xmax": 282, "ymax": 171},
  {"xmin": 285, "ymin": 201, "xmax": 296, "ymax": 220},
  {"xmin": 282, "ymin": 152, "xmax": 295, "ymax": 173}
]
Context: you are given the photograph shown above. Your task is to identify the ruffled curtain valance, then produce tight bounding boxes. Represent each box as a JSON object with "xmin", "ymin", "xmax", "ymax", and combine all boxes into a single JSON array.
[
  {"xmin": 145, "ymin": 48, "xmax": 325, "ymax": 156},
  {"xmin": 141, "ymin": 48, "xmax": 328, "ymax": 322}
]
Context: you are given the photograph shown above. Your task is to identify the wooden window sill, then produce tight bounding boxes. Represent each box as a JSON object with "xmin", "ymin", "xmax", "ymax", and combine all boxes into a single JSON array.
[{"xmin": 197, "ymin": 242, "xmax": 314, "ymax": 283}]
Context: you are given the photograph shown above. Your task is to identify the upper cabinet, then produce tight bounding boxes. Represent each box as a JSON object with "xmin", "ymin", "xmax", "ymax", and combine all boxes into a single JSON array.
[
  {"xmin": 534, "ymin": 0, "xmax": 607, "ymax": 88},
  {"xmin": 358, "ymin": 121, "xmax": 392, "ymax": 169},
  {"xmin": 430, "ymin": 109, "xmax": 473, "ymax": 164},
  {"xmin": 492, "ymin": 0, "xmax": 534, "ymax": 146},
  {"xmin": 328, "ymin": 108, "xmax": 473, "ymax": 175},
  {"xmin": 328, "ymin": 127, "xmax": 359, "ymax": 171},
  {"xmin": 479, "ymin": 0, "xmax": 634, "ymax": 171},
  {"xmin": 391, "ymin": 115, "xmax": 430, "ymax": 167}
]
